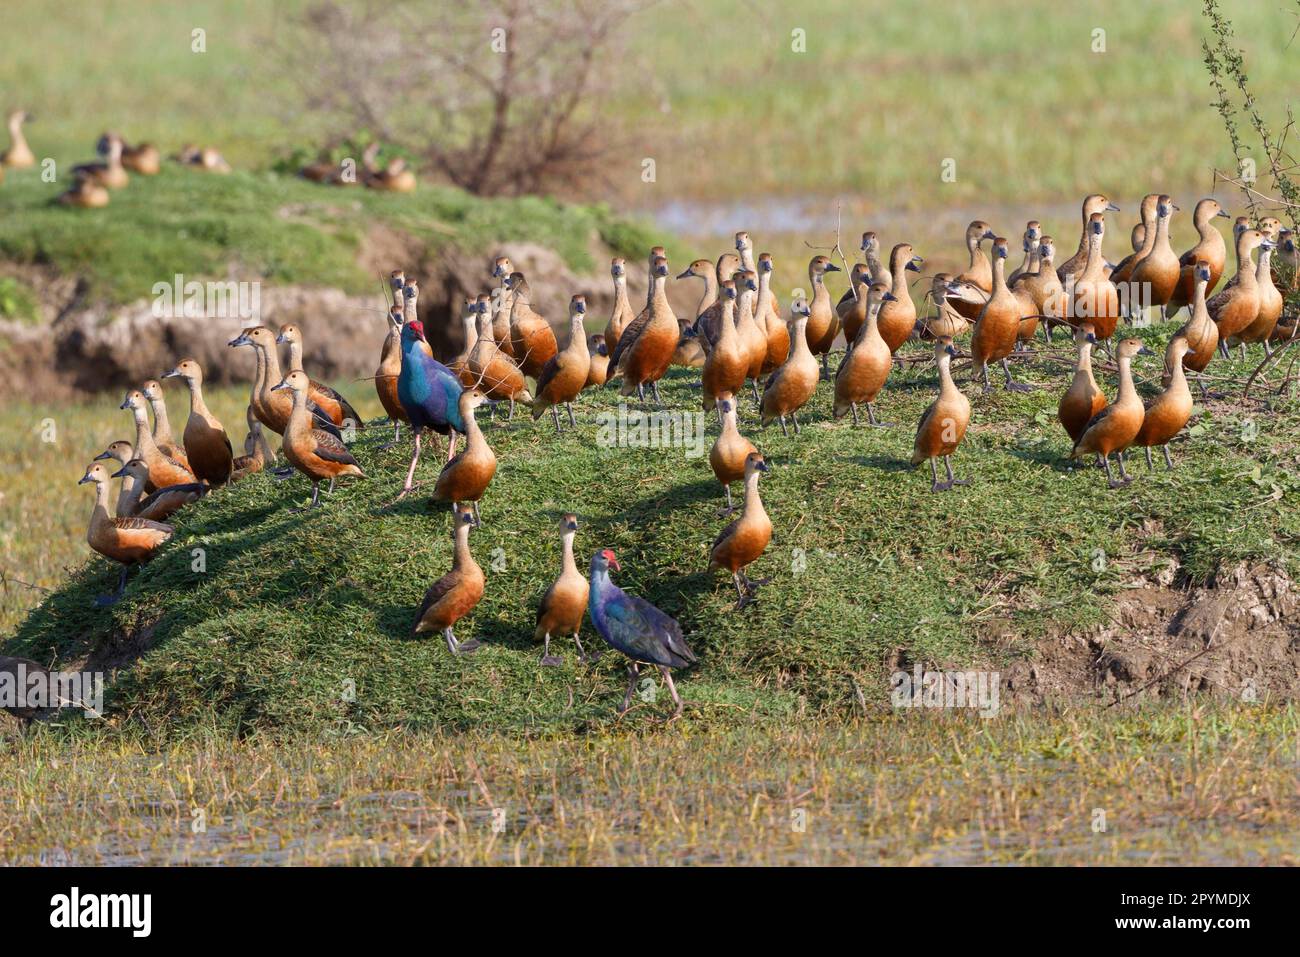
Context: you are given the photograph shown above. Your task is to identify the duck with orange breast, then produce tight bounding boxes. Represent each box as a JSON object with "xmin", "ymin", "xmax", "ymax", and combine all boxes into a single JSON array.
[
  {"xmin": 911, "ymin": 337, "xmax": 971, "ymax": 492},
  {"xmin": 531, "ymin": 295, "xmax": 593, "ymax": 432},
  {"xmin": 1066, "ymin": 212, "xmax": 1121, "ymax": 345},
  {"xmin": 608, "ymin": 255, "xmax": 679, "ymax": 405},
  {"xmin": 707, "ymin": 452, "xmax": 773, "ymax": 610},
  {"xmin": 949, "ymin": 221, "xmax": 997, "ymax": 322},
  {"xmin": 803, "ymin": 255, "xmax": 842, "ymax": 378},
  {"xmin": 1057, "ymin": 194, "xmax": 1121, "ymax": 284},
  {"xmin": 969, "ymin": 237, "xmax": 1034, "ymax": 392},
  {"xmin": 1069, "ymin": 338, "xmax": 1153, "ymax": 488}
]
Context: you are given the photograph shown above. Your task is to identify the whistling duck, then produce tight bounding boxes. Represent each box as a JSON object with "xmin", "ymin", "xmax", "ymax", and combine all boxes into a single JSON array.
[
  {"xmin": 588, "ymin": 548, "xmax": 696, "ymax": 718},
  {"xmin": 276, "ymin": 323, "xmax": 364, "ymax": 429},
  {"xmin": 532, "ymin": 295, "xmax": 592, "ymax": 431},
  {"xmin": 140, "ymin": 379, "xmax": 191, "ymax": 467},
  {"xmin": 1132, "ymin": 337, "xmax": 1194, "ymax": 470},
  {"xmin": 111, "ymin": 458, "xmax": 207, "ymax": 523},
  {"xmin": 468, "ymin": 297, "xmax": 532, "ymax": 415},
  {"xmin": 401, "ymin": 280, "xmax": 433, "ymax": 358},
  {"xmin": 161, "ymin": 358, "xmax": 233, "ymax": 486},
  {"xmin": 586, "ymin": 334, "xmax": 610, "ymax": 387},
  {"xmin": 734, "ymin": 232, "xmax": 761, "ymax": 303},
  {"xmin": 365, "ymin": 156, "xmax": 416, "ymax": 192},
  {"xmin": 412, "ymin": 506, "xmax": 484, "ymax": 655},
  {"xmin": 57, "ymin": 175, "xmax": 109, "ymax": 208},
  {"xmin": 923, "ymin": 274, "xmax": 974, "ymax": 340},
  {"xmin": 951, "ymin": 221, "xmax": 997, "ymax": 322},
  {"xmin": 489, "ymin": 257, "xmax": 516, "ymax": 357},
  {"xmin": 229, "ymin": 326, "xmax": 341, "ymax": 438},
  {"xmin": 1208, "ymin": 228, "xmax": 1270, "ymax": 357},
  {"xmin": 910, "ymin": 337, "xmax": 971, "ymax": 492},
  {"xmin": 1057, "ymin": 194, "xmax": 1120, "ymax": 283},
  {"xmin": 1057, "ymin": 324, "xmax": 1106, "ymax": 444},
  {"xmin": 103, "ymin": 132, "xmax": 160, "ymax": 176},
  {"xmin": 666, "ymin": 259, "xmax": 710, "ymax": 370},
  {"xmin": 1070, "ymin": 338, "xmax": 1153, "ymax": 488},
  {"xmin": 609, "ymin": 255, "xmax": 678, "ymax": 403},
  {"xmin": 1129, "ymin": 196, "xmax": 1181, "ymax": 320},
  {"xmin": 433, "ymin": 389, "xmax": 496, "ymax": 523},
  {"xmin": 760, "ymin": 298, "xmax": 819, "ymax": 435},
  {"xmin": 834, "ymin": 284, "xmax": 894, "ymax": 426},
  {"xmin": 860, "ymin": 232, "xmax": 890, "ymax": 289},
  {"xmin": 1, "ymin": 111, "xmax": 35, "ymax": 168},
  {"xmin": 79, "ymin": 461, "xmax": 173, "ymax": 605},
  {"xmin": 375, "ymin": 303, "xmax": 409, "ymax": 444},
  {"xmin": 1016, "ymin": 237, "xmax": 1068, "ymax": 342},
  {"xmin": 1109, "ymin": 193, "xmax": 1158, "ymax": 289},
  {"xmin": 398, "ymin": 319, "xmax": 467, "ymax": 495},
  {"xmin": 72, "ymin": 133, "xmax": 128, "ymax": 190},
  {"xmin": 505, "ymin": 272, "xmax": 558, "ymax": 378},
  {"xmin": 710, "ymin": 393, "xmax": 758, "ymax": 514},
  {"xmin": 701, "ymin": 281, "xmax": 747, "ymax": 412},
  {"xmin": 176, "ymin": 144, "xmax": 231, "ymax": 173},
  {"xmin": 970, "ymin": 238, "xmax": 1033, "ymax": 391},
  {"xmin": 1007, "ymin": 221, "xmax": 1043, "ymax": 287},
  {"xmin": 688, "ymin": 252, "xmax": 743, "ymax": 349},
  {"xmin": 1130, "ymin": 220, "xmax": 1146, "ymax": 253},
  {"xmin": 535, "ymin": 514, "xmax": 592, "ymax": 666},
  {"xmin": 734, "ymin": 271, "xmax": 768, "ymax": 399},
  {"xmin": 876, "ymin": 244, "xmax": 922, "ymax": 353},
  {"xmin": 449, "ymin": 298, "xmax": 480, "ymax": 387},
  {"xmin": 1274, "ymin": 229, "xmax": 1297, "ymax": 294},
  {"xmin": 272, "ymin": 370, "xmax": 366, "ymax": 507},
  {"xmin": 836, "ymin": 263, "xmax": 872, "ymax": 347},
  {"xmin": 231, "ymin": 412, "xmax": 274, "ymax": 482},
  {"xmin": 707, "ymin": 452, "xmax": 772, "ymax": 610},
  {"xmin": 1166, "ymin": 198, "xmax": 1231, "ymax": 317},
  {"xmin": 1177, "ymin": 262, "xmax": 1220, "ymax": 390},
  {"xmin": 604, "ymin": 258, "xmax": 634, "ymax": 354},
  {"xmin": 805, "ymin": 256, "xmax": 843, "ymax": 376},
  {"xmin": 119, "ymin": 390, "xmax": 199, "ymax": 492},
  {"xmin": 755, "ymin": 253, "xmax": 787, "ymax": 375},
  {"xmin": 1068, "ymin": 213, "xmax": 1121, "ymax": 342},
  {"xmin": 672, "ymin": 319, "xmax": 707, "ymax": 369},
  {"xmin": 1232, "ymin": 218, "xmax": 1285, "ymax": 356}
]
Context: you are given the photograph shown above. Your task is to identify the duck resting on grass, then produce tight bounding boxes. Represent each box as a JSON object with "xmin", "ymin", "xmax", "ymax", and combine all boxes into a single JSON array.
[
  {"xmin": 707, "ymin": 452, "xmax": 773, "ymax": 610},
  {"xmin": 78, "ymin": 461, "xmax": 173, "ymax": 607},
  {"xmin": 111, "ymin": 459, "xmax": 207, "ymax": 523},
  {"xmin": 535, "ymin": 514, "xmax": 593, "ymax": 666},
  {"xmin": 397, "ymin": 319, "xmax": 465, "ymax": 498},
  {"xmin": 412, "ymin": 505, "xmax": 484, "ymax": 655},
  {"xmin": 271, "ymin": 370, "xmax": 366, "ymax": 508},
  {"xmin": 588, "ymin": 548, "xmax": 696, "ymax": 718}
]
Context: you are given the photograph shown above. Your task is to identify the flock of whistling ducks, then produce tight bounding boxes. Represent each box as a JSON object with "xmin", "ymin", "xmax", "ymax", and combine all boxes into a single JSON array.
[{"xmin": 33, "ymin": 158, "xmax": 1299, "ymax": 713}]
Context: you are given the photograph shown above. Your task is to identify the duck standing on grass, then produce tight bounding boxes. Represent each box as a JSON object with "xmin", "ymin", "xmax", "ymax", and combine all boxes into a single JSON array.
[
  {"xmin": 162, "ymin": 358, "xmax": 233, "ymax": 486},
  {"xmin": 396, "ymin": 319, "xmax": 465, "ymax": 497},
  {"xmin": 140, "ymin": 380, "xmax": 190, "ymax": 467},
  {"xmin": 760, "ymin": 298, "xmax": 819, "ymax": 436},
  {"xmin": 111, "ymin": 459, "xmax": 207, "ymax": 523},
  {"xmin": 276, "ymin": 324, "xmax": 365, "ymax": 430},
  {"xmin": 375, "ymin": 304, "xmax": 410, "ymax": 446},
  {"xmin": 588, "ymin": 549, "xmax": 696, "ymax": 718},
  {"xmin": 833, "ymin": 284, "xmax": 894, "ymax": 426},
  {"xmin": 271, "ymin": 370, "xmax": 366, "ymax": 508},
  {"xmin": 531, "ymin": 295, "xmax": 593, "ymax": 432},
  {"xmin": 1057, "ymin": 323, "xmax": 1105, "ymax": 445},
  {"xmin": 585, "ymin": 334, "xmax": 610, "ymax": 388},
  {"xmin": 119, "ymin": 390, "xmax": 199, "ymax": 492},
  {"xmin": 78, "ymin": 462, "xmax": 173, "ymax": 607},
  {"xmin": 710, "ymin": 393, "xmax": 757, "ymax": 514},
  {"xmin": 412, "ymin": 506, "xmax": 484, "ymax": 655},
  {"xmin": 707, "ymin": 452, "xmax": 773, "ymax": 610},
  {"xmin": 1132, "ymin": 337, "xmax": 1194, "ymax": 470},
  {"xmin": 535, "ymin": 514, "xmax": 593, "ymax": 666},
  {"xmin": 911, "ymin": 337, "xmax": 971, "ymax": 492},
  {"xmin": 1069, "ymin": 338, "xmax": 1153, "ymax": 488},
  {"xmin": 432, "ymin": 389, "xmax": 496, "ymax": 525}
]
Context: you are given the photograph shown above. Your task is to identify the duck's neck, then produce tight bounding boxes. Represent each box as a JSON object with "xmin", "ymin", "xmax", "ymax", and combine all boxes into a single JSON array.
[
  {"xmin": 1116, "ymin": 356, "xmax": 1137, "ymax": 405},
  {"xmin": 1166, "ymin": 344, "xmax": 1189, "ymax": 392},
  {"xmin": 1075, "ymin": 208, "xmax": 1093, "ymax": 257},
  {"xmin": 132, "ymin": 407, "xmax": 160, "ymax": 457},
  {"xmin": 612, "ymin": 273, "xmax": 629, "ymax": 312},
  {"xmin": 452, "ymin": 523, "xmax": 473, "ymax": 570},
  {"xmin": 810, "ymin": 267, "xmax": 830, "ymax": 305},
  {"xmin": 250, "ymin": 344, "xmax": 267, "ymax": 404},
  {"xmin": 1074, "ymin": 340, "xmax": 1094, "ymax": 376},
  {"xmin": 736, "ymin": 290, "xmax": 756, "ymax": 324},
  {"xmin": 858, "ymin": 303, "xmax": 882, "ymax": 344},
  {"xmin": 937, "ymin": 353, "xmax": 958, "ymax": 397},
  {"xmin": 718, "ymin": 300, "xmax": 738, "ymax": 341},
  {"xmin": 1082, "ymin": 234, "xmax": 1105, "ymax": 278},
  {"xmin": 741, "ymin": 471, "xmax": 765, "ymax": 521},
  {"xmin": 756, "ymin": 270, "xmax": 775, "ymax": 310},
  {"xmin": 567, "ymin": 315, "xmax": 590, "ymax": 356},
  {"xmin": 696, "ymin": 271, "xmax": 718, "ymax": 318},
  {"xmin": 403, "ymin": 294, "xmax": 419, "ymax": 326},
  {"xmin": 116, "ymin": 474, "xmax": 144, "ymax": 517},
  {"xmin": 650, "ymin": 276, "xmax": 670, "ymax": 311},
  {"xmin": 90, "ymin": 482, "xmax": 112, "ymax": 529},
  {"xmin": 1136, "ymin": 212, "xmax": 1158, "ymax": 255},
  {"xmin": 149, "ymin": 396, "xmax": 174, "ymax": 442},
  {"xmin": 1153, "ymin": 213, "xmax": 1171, "ymax": 251},
  {"xmin": 721, "ymin": 407, "xmax": 740, "ymax": 438},
  {"xmin": 560, "ymin": 530, "xmax": 577, "ymax": 576},
  {"xmin": 260, "ymin": 343, "xmax": 283, "ymax": 387},
  {"xmin": 791, "ymin": 319, "xmax": 812, "ymax": 360},
  {"xmin": 990, "ymin": 255, "xmax": 1007, "ymax": 295},
  {"xmin": 890, "ymin": 256, "xmax": 909, "ymax": 291},
  {"xmin": 968, "ymin": 235, "xmax": 985, "ymax": 269},
  {"xmin": 462, "ymin": 314, "xmax": 479, "ymax": 358},
  {"xmin": 739, "ymin": 246, "xmax": 756, "ymax": 273},
  {"xmin": 1191, "ymin": 279, "xmax": 1210, "ymax": 323},
  {"xmin": 286, "ymin": 340, "xmax": 304, "ymax": 374},
  {"xmin": 1256, "ymin": 247, "xmax": 1275, "ymax": 289},
  {"xmin": 1235, "ymin": 242, "xmax": 1260, "ymax": 289},
  {"xmin": 186, "ymin": 379, "xmax": 212, "ymax": 420},
  {"xmin": 459, "ymin": 400, "xmax": 484, "ymax": 450}
]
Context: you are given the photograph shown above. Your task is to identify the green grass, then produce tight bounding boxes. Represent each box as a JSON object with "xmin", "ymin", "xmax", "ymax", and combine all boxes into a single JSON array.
[
  {"xmin": 6, "ymin": 325, "xmax": 1300, "ymax": 734},
  {"xmin": 0, "ymin": 168, "xmax": 657, "ymax": 305},
  {"xmin": 3, "ymin": 705, "xmax": 1298, "ymax": 864}
]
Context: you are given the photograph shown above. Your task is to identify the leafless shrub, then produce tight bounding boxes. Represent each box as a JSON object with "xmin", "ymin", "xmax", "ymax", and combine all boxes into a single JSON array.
[{"xmin": 283, "ymin": 0, "xmax": 654, "ymax": 198}]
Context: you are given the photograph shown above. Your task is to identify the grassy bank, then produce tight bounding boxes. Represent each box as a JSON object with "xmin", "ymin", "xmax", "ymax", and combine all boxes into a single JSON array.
[
  {"xmin": 6, "ymin": 324, "xmax": 1300, "ymax": 733},
  {"xmin": 3, "ymin": 704, "xmax": 1297, "ymax": 864}
]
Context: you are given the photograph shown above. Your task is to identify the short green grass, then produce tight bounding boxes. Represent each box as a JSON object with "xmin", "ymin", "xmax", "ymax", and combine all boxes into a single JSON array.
[
  {"xmin": 3, "ymin": 704, "xmax": 1297, "ymax": 865},
  {"xmin": 0, "ymin": 168, "xmax": 656, "ymax": 305},
  {"xmin": 7, "ymin": 326, "xmax": 1300, "ymax": 734}
]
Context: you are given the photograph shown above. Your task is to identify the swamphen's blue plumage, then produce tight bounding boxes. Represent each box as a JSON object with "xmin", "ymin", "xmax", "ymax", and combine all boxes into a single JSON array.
[
  {"xmin": 397, "ymin": 321, "xmax": 466, "ymax": 437},
  {"xmin": 589, "ymin": 549, "xmax": 695, "ymax": 715}
]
